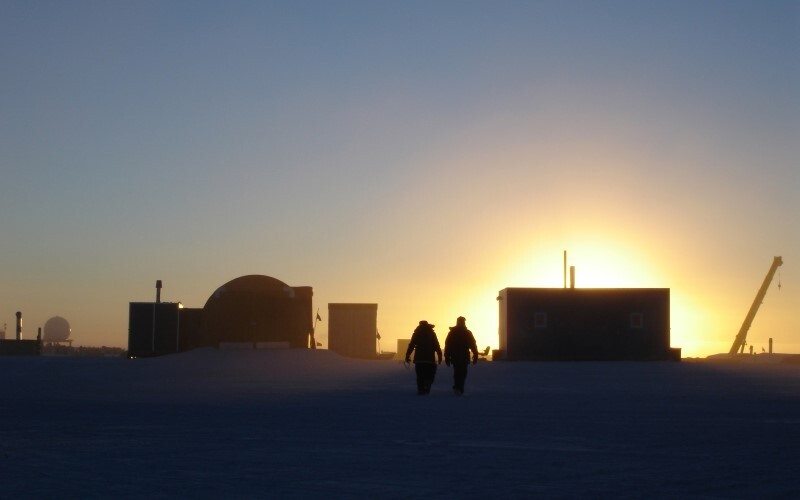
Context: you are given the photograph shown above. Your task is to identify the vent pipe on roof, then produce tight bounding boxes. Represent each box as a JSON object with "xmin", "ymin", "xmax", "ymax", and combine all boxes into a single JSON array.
[
  {"xmin": 156, "ymin": 280, "xmax": 162, "ymax": 304},
  {"xmin": 570, "ymin": 266, "xmax": 576, "ymax": 289}
]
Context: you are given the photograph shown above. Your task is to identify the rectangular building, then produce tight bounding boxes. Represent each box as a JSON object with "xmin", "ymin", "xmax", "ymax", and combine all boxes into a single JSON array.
[
  {"xmin": 128, "ymin": 303, "xmax": 202, "ymax": 357},
  {"xmin": 0, "ymin": 340, "xmax": 40, "ymax": 356},
  {"xmin": 498, "ymin": 288, "xmax": 675, "ymax": 361},
  {"xmin": 395, "ymin": 339, "xmax": 410, "ymax": 360},
  {"xmin": 328, "ymin": 303, "xmax": 378, "ymax": 359}
]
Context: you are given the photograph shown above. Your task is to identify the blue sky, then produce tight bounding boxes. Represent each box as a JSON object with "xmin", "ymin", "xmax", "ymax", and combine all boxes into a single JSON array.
[{"xmin": 1, "ymin": 1, "xmax": 798, "ymax": 356}]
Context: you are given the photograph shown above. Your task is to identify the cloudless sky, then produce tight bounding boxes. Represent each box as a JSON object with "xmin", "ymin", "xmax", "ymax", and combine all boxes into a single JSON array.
[{"xmin": 1, "ymin": 0, "xmax": 798, "ymax": 357}]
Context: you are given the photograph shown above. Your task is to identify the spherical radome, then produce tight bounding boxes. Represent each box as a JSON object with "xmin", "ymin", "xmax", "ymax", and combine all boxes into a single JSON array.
[{"xmin": 43, "ymin": 316, "xmax": 71, "ymax": 341}]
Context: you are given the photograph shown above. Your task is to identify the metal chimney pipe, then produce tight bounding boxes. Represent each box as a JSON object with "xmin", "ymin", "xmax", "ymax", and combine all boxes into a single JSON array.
[
  {"xmin": 15, "ymin": 311, "xmax": 22, "ymax": 341},
  {"xmin": 769, "ymin": 337, "xmax": 773, "ymax": 354},
  {"xmin": 570, "ymin": 266, "xmax": 576, "ymax": 289},
  {"xmin": 156, "ymin": 280, "xmax": 162, "ymax": 304}
]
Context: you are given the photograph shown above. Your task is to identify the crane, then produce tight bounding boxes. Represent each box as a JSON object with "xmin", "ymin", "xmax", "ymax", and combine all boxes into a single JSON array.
[{"xmin": 729, "ymin": 256, "xmax": 783, "ymax": 355}]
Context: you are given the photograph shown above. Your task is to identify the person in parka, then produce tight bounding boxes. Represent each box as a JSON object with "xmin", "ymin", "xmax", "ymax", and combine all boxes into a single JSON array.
[
  {"xmin": 444, "ymin": 316, "xmax": 479, "ymax": 395},
  {"xmin": 404, "ymin": 320, "xmax": 443, "ymax": 395}
]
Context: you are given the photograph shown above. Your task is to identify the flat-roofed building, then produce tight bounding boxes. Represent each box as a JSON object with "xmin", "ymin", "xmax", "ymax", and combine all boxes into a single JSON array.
[
  {"xmin": 498, "ymin": 288, "xmax": 678, "ymax": 361},
  {"xmin": 328, "ymin": 303, "xmax": 378, "ymax": 359}
]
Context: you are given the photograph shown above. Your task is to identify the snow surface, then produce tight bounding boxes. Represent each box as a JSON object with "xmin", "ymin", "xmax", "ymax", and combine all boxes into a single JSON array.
[{"xmin": 2, "ymin": 349, "xmax": 800, "ymax": 499}]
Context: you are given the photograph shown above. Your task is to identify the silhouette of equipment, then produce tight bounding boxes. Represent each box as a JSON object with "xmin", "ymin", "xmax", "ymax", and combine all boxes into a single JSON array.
[{"xmin": 729, "ymin": 256, "xmax": 782, "ymax": 355}]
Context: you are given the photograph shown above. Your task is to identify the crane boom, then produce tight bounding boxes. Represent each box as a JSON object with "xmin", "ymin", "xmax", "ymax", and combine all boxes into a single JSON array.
[{"xmin": 729, "ymin": 256, "xmax": 783, "ymax": 355}]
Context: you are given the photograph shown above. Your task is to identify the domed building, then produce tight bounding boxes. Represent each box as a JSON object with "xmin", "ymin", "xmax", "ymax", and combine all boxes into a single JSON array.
[
  {"xmin": 200, "ymin": 275, "xmax": 313, "ymax": 349},
  {"xmin": 128, "ymin": 275, "xmax": 314, "ymax": 357},
  {"xmin": 43, "ymin": 316, "xmax": 72, "ymax": 344}
]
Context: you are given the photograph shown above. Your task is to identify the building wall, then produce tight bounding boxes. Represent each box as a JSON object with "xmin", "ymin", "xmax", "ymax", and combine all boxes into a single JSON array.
[
  {"xmin": 201, "ymin": 277, "xmax": 313, "ymax": 349},
  {"xmin": 0, "ymin": 339, "xmax": 40, "ymax": 356},
  {"xmin": 498, "ymin": 288, "xmax": 671, "ymax": 361},
  {"xmin": 128, "ymin": 303, "xmax": 180, "ymax": 357},
  {"xmin": 396, "ymin": 339, "xmax": 410, "ymax": 360},
  {"xmin": 328, "ymin": 303, "xmax": 378, "ymax": 359},
  {"xmin": 128, "ymin": 303, "xmax": 205, "ymax": 357}
]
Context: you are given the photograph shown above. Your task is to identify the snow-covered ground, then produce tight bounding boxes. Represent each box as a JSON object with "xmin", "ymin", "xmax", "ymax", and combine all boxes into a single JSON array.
[{"xmin": 2, "ymin": 349, "xmax": 799, "ymax": 498}]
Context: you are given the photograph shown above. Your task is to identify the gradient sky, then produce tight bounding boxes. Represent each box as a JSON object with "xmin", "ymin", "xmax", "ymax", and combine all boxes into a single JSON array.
[{"xmin": 1, "ymin": 0, "xmax": 798, "ymax": 357}]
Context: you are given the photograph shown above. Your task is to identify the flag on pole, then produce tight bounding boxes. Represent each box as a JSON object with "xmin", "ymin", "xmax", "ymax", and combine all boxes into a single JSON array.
[
  {"xmin": 316, "ymin": 313, "xmax": 322, "ymax": 322},
  {"xmin": 376, "ymin": 331, "xmax": 381, "ymax": 340}
]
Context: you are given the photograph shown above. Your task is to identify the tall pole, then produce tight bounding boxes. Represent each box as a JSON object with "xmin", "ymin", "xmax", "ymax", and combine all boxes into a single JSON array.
[
  {"xmin": 310, "ymin": 308, "xmax": 320, "ymax": 349},
  {"xmin": 15, "ymin": 311, "xmax": 22, "ymax": 341},
  {"xmin": 176, "ymin": 304, "xmax": 181, "ymax": 354}
]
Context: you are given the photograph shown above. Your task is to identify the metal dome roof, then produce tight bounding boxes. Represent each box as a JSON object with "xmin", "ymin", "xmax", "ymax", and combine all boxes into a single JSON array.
[
  {"xmin": 203, "ymin": 275, "xmax": 294, "ymax": 308},
  {"xmin": 200, "ymin": 275, "xmax": 312, "ymax": 348}
]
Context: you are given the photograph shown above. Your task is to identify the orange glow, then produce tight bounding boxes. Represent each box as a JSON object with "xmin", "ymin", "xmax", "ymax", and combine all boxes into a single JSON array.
[
  {"xmin": 669, "ymin": 294, "xmax": 715, "ymax": 358},
  {"xmin": 447, "ymin": 233, "xmax": 711, "ymax": 355},
  {"xmin": 498, "ymin": 234, "xmax": 668, "ymax": 289}
]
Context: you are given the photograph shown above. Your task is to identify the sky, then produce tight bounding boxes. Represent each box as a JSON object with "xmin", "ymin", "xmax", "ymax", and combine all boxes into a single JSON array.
[{"xmin": 1, "ymin": 0, "xmax": 798, "ymax": 357}]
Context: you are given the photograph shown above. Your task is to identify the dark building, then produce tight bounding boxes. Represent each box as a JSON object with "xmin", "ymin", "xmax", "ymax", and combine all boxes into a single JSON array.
[
  {"xmin": 328, "ymin": 303, "xmax": 378, "ymax": 359},
  {"xmin": 0, "ymin": 340, "xmax": 40, "ymax": 356},
  {"xmin": 128, "ymin": 302, "xmax": 202, "ymax": 356},
  {"xmin": 497, "ymin": 288, "xmax": 678, "ymax": 361},
  {"xmin": 201, "ymin": 275, "xmax": 312, "ymax": 349},
  {"xmin": 128, "ymin": 275, "xmax": 312, "ymax": 357},
  {"xmin": 0, "ymin": 311, "xmax": 40, "ymax": 356},
  {"xmin": 129, "ymin": 302, "xmax": 180, "ymax": 356}
]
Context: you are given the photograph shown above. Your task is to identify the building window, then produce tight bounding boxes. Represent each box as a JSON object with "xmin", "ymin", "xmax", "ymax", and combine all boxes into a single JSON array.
[
  {"xmin": 630, "ymin": 312, "xmax": 644, "ymax": 329},
  {"xmin": 534, "ymin": 312, "xmax": 547, "ymax": 329}
]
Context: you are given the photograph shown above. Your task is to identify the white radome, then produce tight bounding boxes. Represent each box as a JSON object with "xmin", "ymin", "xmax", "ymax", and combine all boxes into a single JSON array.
[{"xmin": 43, "ymin": 316, "xmax": 71, "ymax": 342}]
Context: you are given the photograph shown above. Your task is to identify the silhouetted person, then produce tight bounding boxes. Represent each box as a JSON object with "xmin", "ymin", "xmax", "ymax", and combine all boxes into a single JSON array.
[
  {"xmin": 444, "ymin": 316, "xmax": 478, "ymax": 396},
  {"xmin": 405, "ymin": 320, "xmax": 442, "ymax": 395}
]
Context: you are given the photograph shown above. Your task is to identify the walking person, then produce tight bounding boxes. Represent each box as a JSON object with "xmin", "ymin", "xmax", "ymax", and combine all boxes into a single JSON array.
[
  {"xmin": 444, "ymin": 316, "xmax": 479, "ymax": 396},
  {"xmin": 404, "ymin": 320, "xmax": 442, "ymax": 395}
]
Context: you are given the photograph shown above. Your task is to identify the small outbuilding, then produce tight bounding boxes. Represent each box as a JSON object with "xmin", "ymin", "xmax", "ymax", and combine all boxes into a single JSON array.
[
  {"xmin": 327, "ymin": 303, "xmax": 378, "ymax": 359},
  {"xmin": 497, "ymin": 287, "xmax": 677, "ymax": 361},
  {"xmin": 128, "ymin": 302, "xmax": 185, "ymax": 356}
]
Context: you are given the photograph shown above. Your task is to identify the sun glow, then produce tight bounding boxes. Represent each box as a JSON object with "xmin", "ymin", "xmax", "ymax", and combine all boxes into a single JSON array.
[
  {"xmin": 498, "ymin": 234, "xmax": 668, "ymax": 290},
  {"xmin": 451, "ymin": 232, "xmax": 713, "ymax": 355},
  {"xmin": 668, "ymin": 293, "xmax": 714, "ymax": 358},
  {"xmin": 457, "ymin": 291, "xmax": 502, "ymax": 354}
]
